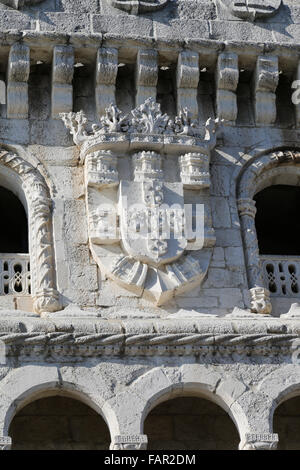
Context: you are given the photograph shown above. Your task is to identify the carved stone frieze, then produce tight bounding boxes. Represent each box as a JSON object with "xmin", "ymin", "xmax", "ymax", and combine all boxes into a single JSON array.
[{"xmin": 61, "ymin": 99, "xmax": 221, "ymax": 306}]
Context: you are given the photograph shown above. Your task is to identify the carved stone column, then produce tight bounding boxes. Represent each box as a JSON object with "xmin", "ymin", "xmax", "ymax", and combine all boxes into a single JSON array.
[
  {"xmin": 254, "ymin": 55, "xmax": 279, "ymax": 125},
  {"xmin": 95, "ymin": 47, "xmax": 118, "ymax": 119},
  {"xmin": 0, "ymin": 436, "xmax": 12, "ymax": 450},
  {"xmin": 216, "ymin": 52, "xmax": 239, "ymax": 124},
  {"xmin": 51, "ymin": 45, "xmax": 74, "ymax": 119},
  {"xmin": 7, "ymin": 43, "xmax": 30, "ymax": 119},
  {"xmin": 237, "ymin": 198, "xmax": 272, "ymax": 314},
  {"xmin": 176, "ymin": 50, "xmax": 199, "ymax": 120},
  {"xmin": 135, "ymin": 49, "xmax": 158, "ymax": 106},
  {"xmin": 239, "ymin": 433, "xmax": 278, "ymax": 450},
  {"xmin": 110, "ymin": 435, "xmax": 148, "ymax": 450},
  {"xmin": 24, "ymin": 175, "xmax": 60, "ymax": 314}
]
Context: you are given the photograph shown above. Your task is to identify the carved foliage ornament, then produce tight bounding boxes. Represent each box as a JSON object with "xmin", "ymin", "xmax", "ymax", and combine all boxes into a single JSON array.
[
  {"xmin": 110, "ymin": 0, "xmax": 169, "ymax": 15},
  {"xmin": 61, "ymin": 99, "xmax": 220, "ymax": 306},
  {"xmin": 220, "ymin": 0, "xmax": 281, "ymax": 21}
]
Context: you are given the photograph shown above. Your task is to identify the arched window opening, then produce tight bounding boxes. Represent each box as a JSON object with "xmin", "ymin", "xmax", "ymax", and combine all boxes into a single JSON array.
[
  {"xmin": 9, "ymin": 396, "xmax": 110, "ymax": 450},
  {"xmin": 254, "ymin": 185, "xmax": 300, "ymax": 256},
  {"xmin": 144, "ymin": 396, "xmax": 239, "ymax": 450},
  {"xmin": 0, "ymin": 186, "xmax": 28, "ymax": 254},
  {"xmin": 273, "ymin": 396, "xmax": 300, "ymax": 450},
  {"xmin": 0, "ymin": 186, "xmax": 30, "ymax": 297}
]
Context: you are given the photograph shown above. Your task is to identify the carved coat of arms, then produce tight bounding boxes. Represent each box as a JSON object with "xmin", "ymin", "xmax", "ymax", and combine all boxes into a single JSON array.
[
  {"xmin": 110, "ymin": 0, "xmax": 169, "ymax": 14},
  {"xmin": 220, "ymin": 0, "xmax": 281, "ymax": 21},
  {"xmin": 61, "ymin": 99, "xmax": 220, "ymax": 306}
]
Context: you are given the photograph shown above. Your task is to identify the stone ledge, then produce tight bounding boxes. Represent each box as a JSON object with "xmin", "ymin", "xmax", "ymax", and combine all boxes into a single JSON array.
[{"xmin": 0, "ymin": 307, "xmax": 299, "ymax": 358}]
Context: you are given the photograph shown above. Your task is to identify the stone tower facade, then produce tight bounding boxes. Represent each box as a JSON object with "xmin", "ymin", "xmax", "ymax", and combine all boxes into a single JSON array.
[{"xmin": 0, "ymin": 0, "xmax": 299, "ymax": 450}]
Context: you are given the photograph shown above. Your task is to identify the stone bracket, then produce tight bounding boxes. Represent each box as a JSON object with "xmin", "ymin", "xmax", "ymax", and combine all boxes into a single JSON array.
[
  {"xmin": 254, "ymin": 55, "xmax": 279, "ymax": 125},
  {"xmin": 135, "ymin": 49, "xmax": 158, "ymax": 106},
  {"xmin": 95, "ymin": 47, "xmax": 118, "ymax": 119},
  {"xmin": 51, "ymin": 45, "xmax": 74, "ymax": 119},
  {"xmin": 7, "ymin": 43, "xmax": 30, "ymax": 119},
  {"xmin": 177, "ymin": 50, "xmax": 199, "ymax": 120},
  {"xmin": 216, "ymin": 52, "xmax": 239, "ymax": 123}
]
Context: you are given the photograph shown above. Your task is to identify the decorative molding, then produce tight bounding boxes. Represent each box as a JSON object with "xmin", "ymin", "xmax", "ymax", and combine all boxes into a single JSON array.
[
  {"xmin": 216, "ymin": 52, "xmax": 239, "ymax": 123},
  {"xmin": 7, "ymin": 43, "xmax": 30, "ymax": 119},
  {"xmin": 254, "ymin": 56, "xmax": 279, "ymax": 125},
  {"xmin": 0, "ymin": 329, "xmax": 298, "ymax": 358},
  {"xmin": 51, "ymin": 45, "xmax": 74, "ymax": 119},
  {"xmin": 237, "ymin": 150, "xmax": 300, "ymax": 314},
  {"xmin": 110, "ymin": 0, "xmax": 169, "ymax": 15},
  {"xmin": 61, "ymin": 99, "xmax": 220, "ymax": 305},
  {"xmin": 110, "ymin": 435, "xmax": 148, "ymax": 450},
  {"xmin": 0, "ymin": 150, "xmax": 60, "ymax": 314}
]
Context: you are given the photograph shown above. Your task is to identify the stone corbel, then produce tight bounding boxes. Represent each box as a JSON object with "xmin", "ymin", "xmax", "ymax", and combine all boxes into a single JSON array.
[
  {"xmin": 177, "ymin": 50, "xmax": 199, "ymax": 120},
  {"xmin": 51, "ymin": 45, "xmax": 74, "ymax": 119},
  {"xmin": 110, "ymin": 435, "xmax": 148, "ymax": 450},
  {"xmin": 95, "ymin": 47, "xmax": 118, "ymax": 119},
  {"xmin": 216, "ymin": 52, "xmax": 239, "ymax": 124},
  {"xmin": 0, "ymin": 436, "xmax": 12, "ymax": 450},
  {"xmin": 239, "ymin": 433, "xmax": 278, "ymax": 450},
  {"xmin": 7, "ymin": 43, "xmax": 30, "ymax": 119},
  {"xmin": 135, "ymin": 49, "xmax": 158, "ymax": 106},
  {"xmin": 237, "ymin": 198, "xmax": 272, "ymax": 314},
  {"xmin": 254, "ymin": 56, "xmax": 279, "ymax": 125}
]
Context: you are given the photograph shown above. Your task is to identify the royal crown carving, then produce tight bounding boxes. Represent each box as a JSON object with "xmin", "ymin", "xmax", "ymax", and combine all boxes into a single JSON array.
[{"xmin": 61, "ymin": 99, "xmax": 221, "ymax": 306}]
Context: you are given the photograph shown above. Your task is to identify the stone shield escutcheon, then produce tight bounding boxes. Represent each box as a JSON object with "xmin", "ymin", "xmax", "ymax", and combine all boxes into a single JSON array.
[{"xmin": 220, "ymin": 0, "xmax": 281, "ymax": 20}]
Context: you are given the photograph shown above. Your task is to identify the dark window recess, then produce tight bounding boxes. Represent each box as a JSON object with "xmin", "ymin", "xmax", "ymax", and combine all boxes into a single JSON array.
[
  {"xmin": 0, "ymin": 186, "xmax": 28, "ymax": 253},
  {"xmin": 254, "ymin": 185, "xmax": 300, "ymax": 256}
]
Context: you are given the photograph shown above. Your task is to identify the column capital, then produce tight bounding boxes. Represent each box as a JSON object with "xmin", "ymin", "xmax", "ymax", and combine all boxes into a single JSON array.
[
  {"xmin": 110, "ymin": 434, "xmax": 148, "ymax": 450},
  {"xmin": 237, "ymin": 198, "xmax": 257, "ymax": 218},
  {"xmin": 239, "ymin": 433, "xmax": 278, "ymax": 450},
  {"xmin": 0, "ymin": 436, "xmax": 12, "ymax": 450}
]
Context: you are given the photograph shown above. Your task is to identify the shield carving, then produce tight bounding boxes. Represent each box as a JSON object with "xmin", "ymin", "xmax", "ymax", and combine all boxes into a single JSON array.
[
  {"xmin": 119, "ymin": 180, "xmax": 187, "ymax": 268},
  {"xmin": 110, "ymin": 0, "xmax": 169, "ymax": 14},
  {"xmin": 221, "ymin": 0, "xmax": 281, "ymax": 20}
]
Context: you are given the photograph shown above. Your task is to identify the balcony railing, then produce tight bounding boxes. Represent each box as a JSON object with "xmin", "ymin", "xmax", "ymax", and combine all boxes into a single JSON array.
[
  {"xmin": 0, "ymin": 254, "xmax": 31, "ymax": 296},
  {"xmin": 261, "ymin": 255, "xmax": 300, "ymax": 297}
]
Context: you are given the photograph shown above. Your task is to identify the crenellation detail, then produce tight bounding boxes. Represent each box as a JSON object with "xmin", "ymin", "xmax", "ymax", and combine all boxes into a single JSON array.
[{"xmin": 179, "ymin": 153, "xmax": 210, "ymax": 189}]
